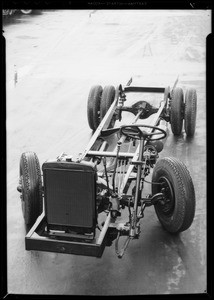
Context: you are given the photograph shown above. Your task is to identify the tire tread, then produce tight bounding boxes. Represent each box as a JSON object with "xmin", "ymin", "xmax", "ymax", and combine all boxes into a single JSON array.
[
  {"xmin": 152, "ymin": 157, "xmax": 195, "ymax": 233},
  {"xmin": 170, "ymin": 87, "xmax": 184, "ymax": 135},
  {"xmin": 87, "ymin": 85, "xmax": 102, "ymax": 131},
  {"xmin": 20, "ymin": 152, "xmax": 43, "ymax": 225},
  {"xmin": 184, "ymin": 88, "xmax": 197, "ymax": 137}
]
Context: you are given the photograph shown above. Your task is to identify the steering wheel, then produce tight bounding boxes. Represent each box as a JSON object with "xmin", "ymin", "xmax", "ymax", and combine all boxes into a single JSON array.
[{"xmin": 120, "ymin": 124, "xmax": 167, "ymax": 141}]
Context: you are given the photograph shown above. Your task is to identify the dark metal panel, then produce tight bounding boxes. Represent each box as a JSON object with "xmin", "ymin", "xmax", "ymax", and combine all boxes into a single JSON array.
[{"xmin": 42, "ymin": 163, "xmax": 96, "ymax": 230}]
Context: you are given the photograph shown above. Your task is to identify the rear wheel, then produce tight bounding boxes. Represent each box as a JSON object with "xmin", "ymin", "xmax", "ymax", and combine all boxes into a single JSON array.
[
  {"xmin": 184, "ymin": 88, "xmax": 197, "ymax": 137},
  {"xmin": 87, "ymin": 85, "xmax": 103, "ymax": 131},
  {"xmin": 170, "ymin": 87, "xmax": 184, "ymax": 135},
  {"xmin": 100, "ymin": 85, "xmax": 116, "ymax": 127},
  {"xmin": 152, "ymin": 157, "xmax": 195, "ymax": 233},
  {"xmin": 18, "ymin": 152, "xmax": 43, "ymax": 226}
]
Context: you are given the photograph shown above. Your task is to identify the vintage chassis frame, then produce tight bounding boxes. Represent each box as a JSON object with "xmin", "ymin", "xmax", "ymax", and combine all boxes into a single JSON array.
[{"xmin": 25, "ymin": 84, "xmax": 174, "ymax": 257}]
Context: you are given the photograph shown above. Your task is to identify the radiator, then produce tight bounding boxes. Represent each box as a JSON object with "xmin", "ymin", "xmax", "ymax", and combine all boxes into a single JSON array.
[{"xmin": 42, "ymin": 161, "xmax": 96, "ymax": 231}]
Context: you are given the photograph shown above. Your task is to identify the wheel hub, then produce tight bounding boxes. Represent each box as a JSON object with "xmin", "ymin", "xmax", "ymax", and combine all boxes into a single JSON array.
[{"xmin": 158, "ymin": 176, "xmax": 175, "ymax": 216}]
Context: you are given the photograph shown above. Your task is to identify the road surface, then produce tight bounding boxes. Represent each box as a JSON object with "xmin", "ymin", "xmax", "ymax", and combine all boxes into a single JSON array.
[{"xmin": 4, "ymin": 9, "xmax": 210, "ymax": 295}]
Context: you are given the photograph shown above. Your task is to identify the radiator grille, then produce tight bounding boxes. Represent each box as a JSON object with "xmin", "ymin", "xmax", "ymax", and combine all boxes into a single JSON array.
[{"xmin": 43, "ymin": 165, "xmax": 96, "ymax": 229}]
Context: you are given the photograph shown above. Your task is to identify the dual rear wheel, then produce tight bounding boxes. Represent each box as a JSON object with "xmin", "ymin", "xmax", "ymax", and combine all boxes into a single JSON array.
[
  {"xmin": 87, "ymin": 85, "xmax": 116, "ymax": 131},
  {"xmin": 170, "ymin": 87, "xmax": 197, "ymax": 137}
]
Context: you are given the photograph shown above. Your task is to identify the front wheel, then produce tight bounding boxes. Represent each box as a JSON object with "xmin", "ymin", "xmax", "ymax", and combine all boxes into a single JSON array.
[
  {"xmin": 152, "ymin": 157, "xmax": 195, "ymax": 233},
  {"xmin": 18, "ymin": 152, "xmax": 43, "ymax": 226}
]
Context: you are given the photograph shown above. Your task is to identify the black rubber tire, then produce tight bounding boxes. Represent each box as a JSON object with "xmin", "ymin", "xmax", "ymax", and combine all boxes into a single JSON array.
[
  {"xmin": 170, "ymin": 87, "xmax": 184, "ymax": 135},
  {"xmin": 19, "ymin": 152, "xmax": 43, "ymax": 225},
  {"xmin": 87, "ymin": 85, "xmax": 102, "ymax": 131},
  {"xmin": 100, "ymin": 85, "xmax": 116, "ymax": 121},
  {"xmin": 184, "ymin": 88, "xmax": 197, "ymax": 137},
  {"xmin": 152, "ymin": 157, "xmax": 195, "ymax": 233}
]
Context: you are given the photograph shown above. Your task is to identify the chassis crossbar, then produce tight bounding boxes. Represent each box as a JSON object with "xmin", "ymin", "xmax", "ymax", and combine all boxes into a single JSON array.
[
  {"xmin": 86, "ymin": 151, "xmax": 135, "ymax": 158},
  {"xmin": 124, "ymin": 86, "xmax": 165, "ymax": 93}
]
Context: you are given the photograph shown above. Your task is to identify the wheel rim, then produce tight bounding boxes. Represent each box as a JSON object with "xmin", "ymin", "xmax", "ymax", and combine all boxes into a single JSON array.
[{"xmin": 157, "ymin": 176, "xmax": 175, "ymax": 216}]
